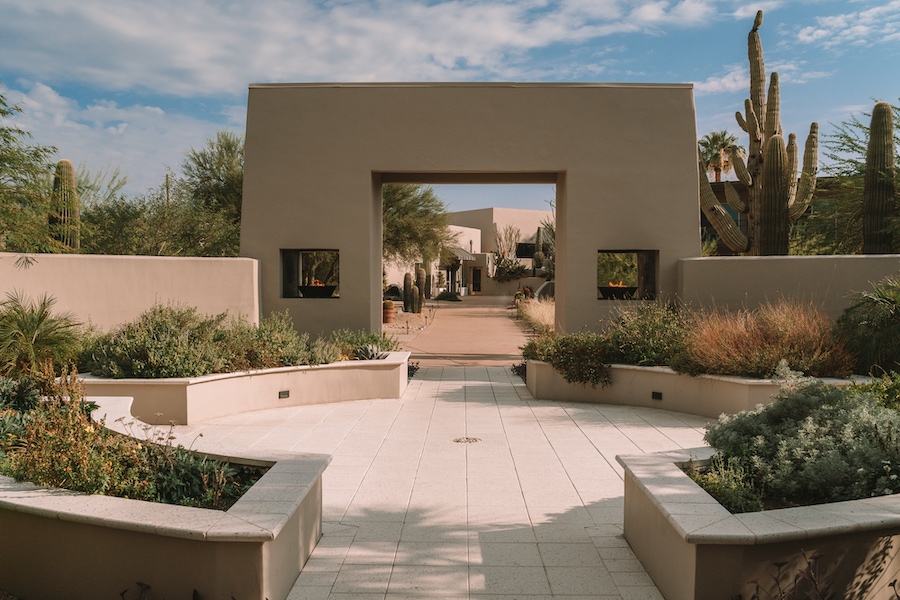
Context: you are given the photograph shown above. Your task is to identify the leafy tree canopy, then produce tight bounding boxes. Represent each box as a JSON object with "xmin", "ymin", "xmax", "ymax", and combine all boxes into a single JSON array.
[
  {"xmin": 0, "ymin": 84, "xmax": 58, "ymax": 252},
  {"xmin": 382, "ymin": 184, "xmax": 456, "ymax": 265},
  {"xmin": 181, "ymin": 130, "xmax": 244, "ymax": 223}
]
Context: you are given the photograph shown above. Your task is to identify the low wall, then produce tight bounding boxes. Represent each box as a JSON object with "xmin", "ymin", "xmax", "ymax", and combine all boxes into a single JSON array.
[
  {"xmin": 679, "ymin": 255, "xmax": 900, "ymax": 318},
  {"xmin": 0, "ymin": 396, "xmax": 329, "ymax": 600},
  {"xmin": 84, "ymin": 352, "xmax": 410, "ymax": 425},
  {"xmin": 619, "ymin": 448, "xmax": 900, "ymax": 600},
  {"xmin": 0, "ymin": 252, "xmax": 260, "ymax": 329},
  {"xmin": 526, "ymin": 361, "xmax": 806, "ymax": 418}
]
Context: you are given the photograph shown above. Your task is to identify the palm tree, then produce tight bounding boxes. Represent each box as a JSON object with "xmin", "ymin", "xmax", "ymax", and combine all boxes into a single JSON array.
[
  {"xmin": 0, "ymin": 292, "xmax": 80, "ymax": 377},
  {"xmin": 698, "ymin": 130, "xmax": 745, "ymax": 182}
]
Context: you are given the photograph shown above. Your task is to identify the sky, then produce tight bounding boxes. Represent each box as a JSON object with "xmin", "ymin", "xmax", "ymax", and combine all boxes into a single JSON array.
[{"xmin": 1, "ymin": 0, "xmax": 899, "ymax": 212}]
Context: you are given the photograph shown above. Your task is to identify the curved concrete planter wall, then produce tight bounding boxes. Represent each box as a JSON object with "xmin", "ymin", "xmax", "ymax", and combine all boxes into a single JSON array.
[
  {"xmin": 0, "ymin": 399, "xmax": 329, "ymax": 600},
  {"xmin": 526, "ymin": 360, "xmax": 851, "ymax": 419},
  {"xmin": 618, "ymin": 448, "xmax": 900, "ymax": 600},
  {"xmin": 83, "ymin": 351, "xmax": 410, "ymax": 425}
]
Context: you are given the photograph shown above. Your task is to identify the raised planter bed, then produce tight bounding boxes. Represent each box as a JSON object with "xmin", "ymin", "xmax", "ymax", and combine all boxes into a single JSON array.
[
  {"xmin": 83, "ymin": 351, "xmax": 410, "ymax": 425},
  {"xmin": 618, "ymin": 447, "xmax": 900, "ymax": 600},
  {"xmin": 526, "ymin": 360, "xmax": 851, "ymax": 419},
  {"xmin": 0, "ymin": 396, "xmax": 329, "ymax": 600}
]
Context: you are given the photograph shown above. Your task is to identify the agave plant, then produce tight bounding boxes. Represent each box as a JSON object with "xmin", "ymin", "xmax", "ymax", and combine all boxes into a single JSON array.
[{"xmin": 0, "ymin": 292, "xmax": 80, "ymax": 377}]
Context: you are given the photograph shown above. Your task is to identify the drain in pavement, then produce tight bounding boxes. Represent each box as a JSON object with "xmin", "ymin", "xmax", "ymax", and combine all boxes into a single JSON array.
[{"xmin": 452, "ymin": 437, "xmax": 481, "ymax": 443}]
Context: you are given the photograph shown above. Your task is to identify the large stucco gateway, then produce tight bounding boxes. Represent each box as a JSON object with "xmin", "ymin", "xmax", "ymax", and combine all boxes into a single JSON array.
[{"xmin": 240, "ymin": 83, "xmax": 700, "ymax": 335}]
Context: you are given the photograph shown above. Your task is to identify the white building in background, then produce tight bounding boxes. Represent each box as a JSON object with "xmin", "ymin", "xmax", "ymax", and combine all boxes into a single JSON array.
[{"xmin": 383, "ymin": 207, "xmax": 552, "ymax": 299}]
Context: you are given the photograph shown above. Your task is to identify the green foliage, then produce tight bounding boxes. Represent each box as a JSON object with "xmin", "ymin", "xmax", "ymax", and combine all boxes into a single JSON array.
[
  {"xmin": 0, "ymin": 84, "xmax": 58, "ymax": 253},
  {"xmin": 686, "ymin": 455, "xmax": 764, "ymax": 513},
  {"xmin": 382, "ymin": 184, "xmax": 456, "ymax": 265},
  {"xmin": 491, "ymin": 224, "xmax": 528, "ymax": 282},
  {"xmin": 703, "ymin": 368, "xmax": 900, "ymax": 508},
  {"xmin": 853, "ymin": 372, "xmax": 900, "ymax": 411},
  {"xmin": 354, "ymin": 344, "xmax": 386, "ymax": 361},
  {"xmin": 698, "ymin": 129, "xmax": 744, "ymax": 183},
  {"xmin": 837, "ymin": 274, "xmax": 900, "ymax": 375},
  {"xmin": 181, "ymin": 130, "xmax": 244, "ymax": 223},
  {"xmin": 597, "ymin": 252, "xmax": 637, "ymax": 287},
  {"xmin": 862, "ymin": 101, "xmax": 897, "ymax": 253},
  {"xmin": 521, "ymin": 332, "xmax": 612, "ymax": 388},
  {"xmin": 48, "ymin": 159, "xmax": 80, "ymax": 251},
  {"xmin": 602, "ymin": 301, "xmax": 686, "ymax": 366},
  {"xmin": 793, "ymin": 100, "xmax": 900, "ymax": 255},
  {"xmin": 329, "ymin": 328, "xmax": 398, "ymax": 361},
  {"xmin": 0, "ymin": 372, "xmax": 261, "ymax": 510},
  {"xmin": 0, "ymin": 376, "xmax": 40, "ymax": 412},
  {"xmin": 435, "ymin": 290, "xmax": 461, "ymax": 301},
  {"xmin": 80, "ymin": 174, "xmax": 240, "ymax": 257},
  {"xmin": 0, "ymin": 292, "xmax": 81, "ymax": 378},
  {"xmin": 671, "ymin": 300, "xmax": 853, "ymax": 378},
  {"xmin": 83, "ymin": 306, "xmax": 332, "ymax": 378}
]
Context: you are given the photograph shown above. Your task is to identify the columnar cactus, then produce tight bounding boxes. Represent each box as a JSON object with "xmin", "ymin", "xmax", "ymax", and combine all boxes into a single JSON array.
[
  {"xmin": 700, "ymin": 10, "xmax": 818, "ymax": 256},
  {"xmin": 49, "ymin": 159, "xmax": 80, "ymax": 250},
  {"xmin": 415, "ymin": 267, "xmax": 427, "ymax": 312},
  {"xmin": 403, "ymin": 272, "xmax": 414, "ymax": 312},
  {"xmin": 862, "ymin": 101, "xmax": 896, "ymax": 254},
  {"xmin": 533, "ymin": 227, "xmax": 544, "ymax": 269}
]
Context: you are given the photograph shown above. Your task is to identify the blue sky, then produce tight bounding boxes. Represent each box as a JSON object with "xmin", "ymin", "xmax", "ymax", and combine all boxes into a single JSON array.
[{"xmin": 1, "ymin": 0, "xmax": 898, "ymax": 212}]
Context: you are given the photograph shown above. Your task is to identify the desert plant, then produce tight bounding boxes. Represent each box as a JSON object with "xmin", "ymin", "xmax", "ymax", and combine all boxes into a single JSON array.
[
  {"xmin": 686, "ymin": 454, "xmax": 764, "ymax": 514},
  {"xmin": 521, "ymin": 332, "xmax": 612, "ymax": 388},
  {"xmin": 435, "ymin": 290, "xmax": 461, "ymax": 301},
  {"xmin": 703, "ymin": 366, "xmax": 900, "ymax": 509},
  {"xmin": 700, "ymin": 10, "xmax": 818, "ymax": 256},
  {"xmin": 416, "ymin": 266, "xmax": 427, "ymax": 308},
  {"xmin": 671, "ymin": 300, "xmax": 852, "ymax": 379},
  {"xmin": 403, "ymin": 272, "xmax": 414, "ymax": 312},
  {"xmin": 519, "ymin": 298, "xmax": 555, "ymax": 335},
  {"xmin": 837, "ymin": 274, "xmax": 900, "ymax": 374},
  {"xmin": 329, "ymin": 328, "xmax": 398, "ymax": 360},
  {"xmin": 48, "ymin": 158, "xmax": 80, "ymax": 251},
  {"xmin": 602, "ymin": 301, "xmax": 685, "ymax": 366},
  {"xmin": 0, "ymin": 291, "xmax": 81, "ymax": 379},
  {"xmin": 0, "ymin": 369, "xmax": 263, "ymax": 509},
  {"xmin": 354, "ymin": 344, "xmax": 386, "ymax": 361},
  {"xmin": 862, "ymin": 101, "xmax": 897, "ymax": 253}
]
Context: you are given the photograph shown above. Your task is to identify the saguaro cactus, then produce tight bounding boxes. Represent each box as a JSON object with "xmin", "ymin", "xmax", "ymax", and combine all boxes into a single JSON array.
[
  {"xmin": 533, "ymin": 227, "xmax": 544, "ymax": 269},
  {"xmin": 403, "ymin": 272, "xmax": 414, "ymax": 312},
  {"xmin": 49, "ymin": 159, "xmax": 80, "ymax": 250},
  {"xmin": 862, "ymin": 101, "xmax": 896, "ymax": 254},
  {"xmin": 700, "ymin": 10, "xmax": 818, "ymax": 256},
  {"xmin": 415, "ymin": 267, "xmax": 427, "ymax": 313}
]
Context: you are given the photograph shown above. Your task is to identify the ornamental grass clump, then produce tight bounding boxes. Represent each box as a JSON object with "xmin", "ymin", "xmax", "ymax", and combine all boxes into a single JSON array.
[
  {"xmin": 519, "ymin": 298, "xmax": 555, "ymax": 335},
  {"xmin": 672, "ymin": 300, "xmax": 853, "ymax": 378},
  {"xmin": 697, "ymin": 365, "xmax": 900, "ymax": 511}
]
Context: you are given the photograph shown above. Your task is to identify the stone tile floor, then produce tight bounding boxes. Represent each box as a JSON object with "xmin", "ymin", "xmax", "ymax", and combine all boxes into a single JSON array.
[{"xmin": 174, "ymin": 365, "xmax": 712, "ymax": 599}]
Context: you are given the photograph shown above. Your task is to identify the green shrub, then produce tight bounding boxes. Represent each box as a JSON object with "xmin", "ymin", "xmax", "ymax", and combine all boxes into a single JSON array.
[
  {"xmin": 0, "ymin": 372, "xmax": 262, "ymax": 510},
  {"xmin": 702, "ymin": 367, "xmax": 900, "ymax": 509},
  {"xmin": 671, "ymin": 300, "xmax": 853, "ymax": 379},
  {"xmin": 83, "ymin": 305, "xmax": 336, "ymax": 378},
  {"xmin": 602, "ymin": 301, "xmax": 685, "ymax": 366},
  {"xmin": 853, "ymin": 372, "xmax": 900, "ymax": 410},
  {"xmin": 837, "ymin": 275, "xmax": 900, "ymax": 375},
  {"xmin": 0, "ymin": 376, "xmax": 40, "ymax": 412},
  {"xmin": 329, "ymin": 328, "xmax": 398, "ymax": 361},
  {"xmin": 686, "ymin": 455, "xmax": 764, "ymax": 513},
  {"xmin": 435, "ymin": 290, "xmax": 461, "ymax": 301},
  {"xmin": 521, "ymin": 332, "xmax": 611, "ymax": 388},
  {"xmin": 0, "ymin": 292, "xmax": 81, "ymax": 378}
]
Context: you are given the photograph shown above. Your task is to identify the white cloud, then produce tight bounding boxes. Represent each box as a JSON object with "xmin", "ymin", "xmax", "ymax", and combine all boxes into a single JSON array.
[
  {"xmin": 0, "ymin": 0, "xmax": 719, "ymax": 98},
  {"xmin": 794, "ymin": 0, "xmax": 900, "ymax": 49},
  {"xmin": 4, "ymin": 81, "xmax": 243, "ymax": 194},
  {"xmin": 693, "ymin": 65, "xmax": 747, "ymax": 95}
]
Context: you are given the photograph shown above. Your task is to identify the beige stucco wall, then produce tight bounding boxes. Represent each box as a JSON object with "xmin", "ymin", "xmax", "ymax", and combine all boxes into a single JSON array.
[
  {"xmin": 679, "ymin": 255, "xmax": 900, "ymax": 318},
  {"xmin": 241, "ymin": 83, "xmax": 700, "ymax": 336},
  {"xmin": 0, "ymin": 252, "xmax": 260, "ymax": 330},
  {"xmin": 449, "ymin": 207, "xmax": 553, "ymax": 254}
]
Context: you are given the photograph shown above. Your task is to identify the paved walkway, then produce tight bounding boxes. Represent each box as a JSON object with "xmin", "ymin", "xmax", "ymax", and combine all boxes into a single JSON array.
[
  {"xmin": 392, "ymin": 296, "xmax": 529, "ymax": 367},
  {"xmin": 167, "ymin": 297, "xmax": 712, "ymax": 599}
]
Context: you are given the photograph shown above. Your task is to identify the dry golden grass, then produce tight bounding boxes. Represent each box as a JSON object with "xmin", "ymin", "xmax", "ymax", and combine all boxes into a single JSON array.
[
  {"xmin": 678, "ymin": 300, "xmax": 853, "ymax": 378},
  {"xmin": 519, "ymin": 298, "xmax": 555, "ymax": 334}
]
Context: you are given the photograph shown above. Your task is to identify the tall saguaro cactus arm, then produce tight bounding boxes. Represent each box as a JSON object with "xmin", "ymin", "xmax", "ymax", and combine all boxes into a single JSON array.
[
  {"xmin": 862, "ymin": 101, "xmax": 897, "ymax": 254},
  {"xmin": 703, "ymin": 9, "xmax": 819, "ymax": 256},
  {"xmin": 48, "ymin": 158, "xmax": 80, "ymax": 251},
  {"xmin": 699, "ymin": 162, "xmax": 749, "ymax": 252}
]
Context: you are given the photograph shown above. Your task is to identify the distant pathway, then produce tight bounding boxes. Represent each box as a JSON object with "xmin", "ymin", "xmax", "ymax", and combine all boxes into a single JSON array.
[{"xmin": 396, "ymin": 296, "xmax": 530, "ymax": 367}]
